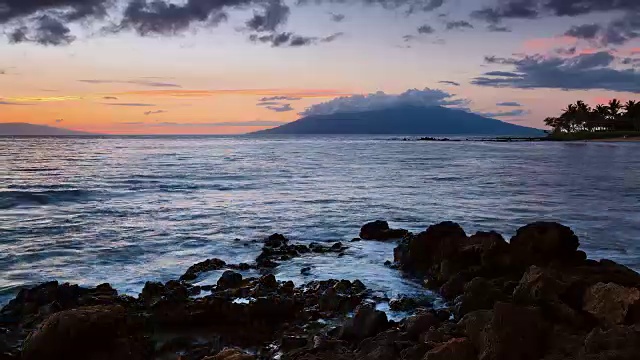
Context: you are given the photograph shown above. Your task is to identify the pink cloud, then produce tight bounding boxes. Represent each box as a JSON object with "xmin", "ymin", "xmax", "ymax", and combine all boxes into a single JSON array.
[{"xmin": 522, "ymin": 36, "xmax": 576, "ymax": 53}]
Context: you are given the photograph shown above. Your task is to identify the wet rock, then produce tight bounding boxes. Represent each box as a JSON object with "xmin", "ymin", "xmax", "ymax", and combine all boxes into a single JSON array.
[
  {"xmin": 180, "ymin": 258, "xmax": 226, "ymax": 281},
  {"xmin": 439, "ymin": 273, "xmax": 467, "ymax": 300},
  {"xmin": 482, "ymin": 302, "xmax": 548, "ymax": 360},
  {"xmin": 583, "ymin": 282, "xmax": 640, "ymax": 326},
  {"xmin": 217, "ymin": 271, "xmax": 243, "ymax": 290},
  {"xmin": 510, "ymin": 222, "xmax": 580, "ymax": 267},
  {"xmin": 265, "ymin": 233, "xmax": 288, "ymax": 248},
  {"xmin": 258, "ymin": 274, "xmax": 278, "ymax": 289},
  {"xmin": 394, "ymin": 222, "xmax": 467, "ymax": 274},
  {"xmin": 359, "ymin": 220, "xmax": 409, "ymax": 241},
  {"xmin": 402, "ymin": 312, "xmax": 440, "ymax": 338},
  {"xmin": 339, "ymin": 305, "xmax": 389, "ymax": 342},
  {"xmin": 458, "ymin": 309, "xmax": 493, "ymax": 352},
  {"xmin": 424, "ymin": 338, "xmax": 476, "ymax": 360},
  {"xmin": 22, "ymin": 305, "xmax": 148, "ymax": 360},
  {"xmin": 205, "ymin": 347, "xmax": 255, "ymax": 360},
  {"xmin": 355, "ymin": 330, "xmax": 404, "ymax": 360},
  {"xmin": 281, "ymin": 335, "xmax": 309, "ymax": 352},
  {"xmin": 301, "ymin": 267, "xmax": 312, "ymax": 275},
  {"xmin": 388, "ymin": 296, "xmax": 432, "ymax": 312}
]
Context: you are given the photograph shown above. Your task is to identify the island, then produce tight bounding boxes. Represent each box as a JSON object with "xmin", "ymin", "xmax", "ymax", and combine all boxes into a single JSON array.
[{"xmin": 0, "ymin": 123, "xmax": 93, "ymax": 136}]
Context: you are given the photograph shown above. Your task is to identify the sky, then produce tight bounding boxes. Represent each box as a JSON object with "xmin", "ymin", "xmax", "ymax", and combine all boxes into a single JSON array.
[{"xmin": 0, "ymin": 0, "xmax": 639, "ymax": 134}]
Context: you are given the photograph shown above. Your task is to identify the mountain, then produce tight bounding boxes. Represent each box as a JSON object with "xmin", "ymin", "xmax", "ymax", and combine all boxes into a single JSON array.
[
  {"xmin": 0, "ymin": 123, "xmax": 94, "ymax": 136},
  {"xmin": 251, "ymin": 106, "xmax": 544, "ymax": 136}
]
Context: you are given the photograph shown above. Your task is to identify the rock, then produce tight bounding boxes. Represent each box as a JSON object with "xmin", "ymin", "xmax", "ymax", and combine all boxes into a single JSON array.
[
  {"xmin": 22, "ymin": 305, "xmax": 148, "ymax": 360},
  {"xmin": 394, "ymin": 222, "xmax": 467, "ymax": 274},
  {"xmin": 205, "ymin": 347, "xmax": 255, "ymax": 360},
  {"xmin": 258, "ymin": 274, "xmax": 278, "ymax": 289},
  {"xmin": 510, "ymin": 222, "xmax": 580, "ymax": 267},
  {"xmin": 359, "ymin": 220, "xmax": 408, "ymax": 241},
  {"xmin": 458, "ymin": 310, "xmax": 493, "ymax": 352},
  {"xmin": 400, "ymin": 344, "xmax": 431, "ymax": 360},
  {"xmin": 339, "ymin": 305, "xmax": 389, "ymax": 342},
  {"xmin": 403, "ymin": 312, "xmax": 440, "ymax": 338},
  {"xmin": 582, "ymin": 325, "xmax": 640, "ymax": 360},
  {"xmin": 439, "ymin": 273, "xmax": 467, "ymax": 300},
  {"xmin": 583, "ymin": 282, "xmax": 640, "ymax": 326},
  {"xmin": 355, "ymin": 330, "xmax": 403, "ymax": 360},
  {"xmin": 265, "ymin": 233, "xmax": 288, "ymax": 248},
  {"xmin": 217, "ymin": 271, "xmax": 243, "ymax": 290},
  {"xmin": 455, "ymin": 277, "xmax": 506, "ymax": 318},
  {"xmin": 424, "ymin": 338, "xmax": 476, "ymax": 360},
  {"xmin": 513, "ymin": 266, "xmax": 568, "ymax": 304},
  {"xmin": 482, "ymin": 302, "xmax": 548, "ymax": 360},
  {"xmin": 388, "ymin": 296, "xmax": 431, "ymax": 312},
  {"xmin": 180, "ymin": 258, "xmax": 226, "ymax": 281},
  {"xmin": 281, "ymin": 335, "xmax": 309, "ymax": 351},
  {"xmin": 301, "ymin": 267, "xmax": 312, "ymax": 275}
]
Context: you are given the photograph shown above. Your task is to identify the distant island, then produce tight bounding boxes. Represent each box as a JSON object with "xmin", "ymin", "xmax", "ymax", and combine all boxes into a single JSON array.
[
  {"xmin": 251, "ymin": 106, "xmax": 544, "ymax": 136},
  {"xmin": 545, "ymin": 99, "xmax": 640, "ymax": 141},
  {"xmin": 0, "ymin": 123, "xmax": 93, "ymax": 136}
]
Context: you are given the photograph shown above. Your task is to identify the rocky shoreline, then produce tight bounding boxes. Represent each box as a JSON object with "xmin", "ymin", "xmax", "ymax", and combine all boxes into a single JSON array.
[{"xmin": 2, "ymin": 221, "xmax": 640, "ymax": 360}]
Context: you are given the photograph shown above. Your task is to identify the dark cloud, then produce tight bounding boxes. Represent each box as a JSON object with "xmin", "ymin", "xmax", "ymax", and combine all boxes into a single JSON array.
[
  {"xmin": 257, "ymin": 101, "xmax": 280, "ymax": 106},
  {"xmin": 555, "ymin": 47, "xmax": 577, "ymax": 56},
  {"xmin": 402, "ymin": 34, "xmax": 415, "ymax": 42},
  {"xmin": 479, "ymin": 109, "xmax": 530, "ymax": 118},
  {"xmin": 0, "ymin": 100, "xmax": 32, "ymax": 105},
  {"xmin": 438, "ymin": 80, "xmax": 460, "ymax": 86},
  {"xmin": 144, "ymin": 110, "xmax": 167, "ymax": 115},
  {"xmin": 80, "ymin": 79, "xmax": 181, "ymax": 88},
  {"xmin": 102, "ymin": 96, "xmax": 119, "ymax": 100},
  {"xmin": 496, "ymin": 101, "xmax": 522, "ymax": 107},
  {"xmin": 0, "ymin": 0, "xmax": 111, "ymax": 24},
  {"xmin": 265, "ymin": 103, "xmax": 294, "ymax": 112},
  {"xmin": 565, "ymin": 24, "xmax": 601, "ymax": 39},
  {"xmin": 484, "ymin": 71, "xmax": 524, "ymax": 77},
  {"xmin": 417, "ymin": 24, "xmax": 435, "ymax": 34},
  {"xmin": 472, "ymin": 0, "xmax": 640, "ymax": 23},
  {"xmin": 105, "ymin": 103, "xmax": 156, "ymax": 107},
  {"xmin": 8, "ymin": 15, "xmax": 75, "ymax": 45},
  {"xmin": 473, "ymin": 51, "xmax": 640, "ymax": 93},
  {"xmin": 55, "ymin": 118, "xmax": 64, "ymax": 123},
  {"xmin": 0, "ymin": 69, "xmax": 5, "ymax": 75},
  {"xmin": 329, "ymin": 12, "xmax": 345, "ymax": 22},
  {"xmin": 246, "ymin": 0, "xmax": 290, "ymax": 32},
  {"xmin": 250, "ymin": 31, "xmax": 342, "ymax": 47},
  {"xmin": 259, "ymin": 96, "xmax": 302, "ymax": 101},
  {"xmin": 446, "ymin": 20, "xmax": 473, "ymax": 30},
  {"xmin": 487, "ymin": 24, "xmax": 511, "ymax": 32}
]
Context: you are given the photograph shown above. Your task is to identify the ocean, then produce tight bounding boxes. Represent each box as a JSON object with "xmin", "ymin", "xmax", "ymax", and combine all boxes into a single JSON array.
[{"xmin": 1, "ymin": 135, "xmax": 640, "ymax": 306}]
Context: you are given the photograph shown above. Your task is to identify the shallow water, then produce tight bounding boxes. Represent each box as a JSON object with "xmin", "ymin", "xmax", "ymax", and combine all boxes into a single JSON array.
[{"xmin": 1, "ymin": 136, "xmax": 640, "ymax": 306}]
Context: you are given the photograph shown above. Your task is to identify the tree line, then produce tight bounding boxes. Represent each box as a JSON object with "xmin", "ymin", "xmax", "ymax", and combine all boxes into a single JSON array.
[{"xmin": 544, "ymin": 99, "xmax": 640, "ymax": 133}]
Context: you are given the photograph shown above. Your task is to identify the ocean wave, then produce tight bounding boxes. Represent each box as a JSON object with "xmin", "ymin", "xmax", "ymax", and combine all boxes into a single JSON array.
[{"xmin": 0, "ymin": 189, "xmax": 93, "ymax": 209}]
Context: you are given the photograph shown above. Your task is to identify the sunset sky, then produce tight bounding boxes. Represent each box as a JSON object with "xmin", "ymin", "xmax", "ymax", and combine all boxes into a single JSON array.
[{"xmin": 1, "ymin": 0, "xmax": 639, "ymax": 134}]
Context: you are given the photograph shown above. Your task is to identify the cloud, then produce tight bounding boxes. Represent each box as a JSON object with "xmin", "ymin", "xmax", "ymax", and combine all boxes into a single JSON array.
[
  {"xmin": 565, "ymin": 24, "xmax": 601, "ymax": 39},
  {"xmin": 0, "ymin": 100, "xmax": 33, "ymax": 105},
  {"xmin": 321, "ymin": 32, "xmax": 344, "ymax": 43},
  {"xmin": 438, "ymin": 80, "xmax": 460, "ymax": 86},
  {"xmin": 564, "ymin": 13, "xmax": 640, "ymax": 48},
  {"xmin": 417, "ymin": 25, "xmax": 435, "ymax": 34},
  {"xmin": 479, "ymin": 109, "xmax": 530, "ymax": 118},
  {"xmin": 55, "ymin": 118, "xmax": 64, "ymax": 123},
  {"xmin": 8, "ymin": 15, "xmax": 75, "ymax": 45},
  {"xmin": 103, "ymin": 96, "xmax": 119, "ymax": 100},
  {"xmin": 265, "ymin": 103, "xmax": 294, "ymax": 112},
  {"xmin": 249, "ymin": 31, "xmax": 343, "ymax": 47},
  {"xmin": 496, "ymin": 101, "xmax": 522, "ymax": 107},
  {"xmin": 329, "ymin": 12, "xmax": 345, "ymax": 22},
  {"xmin": 300, "ymin": 88, "xmax": 468, "ymax": 116},
  {"xmin": 120, "ymin": 120, "xmax": 287, "ymax": 127},
  {"xmin": 246, "ymin": 0, "xmax": 290, "ymax": 32},
  {"xmin": 471, "ymin": 0, "xmax": 640, "ymax": 24},
  {"xmin": 483, "ymin": 71, "xmax": 523, "ymax": 77},
  {"xmin": 259, "ymin": 96, "xmax": 302, "ymax": 101},
  {"xmin": 446, "ymin": 20, "xmax": 473, "ymax": 30},
  {"xmin": 105, "ymin": 103, "xmax": 156, "ymax": 107},
  {"xmin": 80, "ymin": 79, "xmax": 182, "ymax": 88},
  {"xmin": 144, "ymin": 110, "xmax": 167, "ymax": 115},
  {"xmin": 487, "ymin": 24, "xmax": 511, "ymax": 32},
  {"xmin": 473, "ymin": 51, "xmax": 640, "ymax": 93}
]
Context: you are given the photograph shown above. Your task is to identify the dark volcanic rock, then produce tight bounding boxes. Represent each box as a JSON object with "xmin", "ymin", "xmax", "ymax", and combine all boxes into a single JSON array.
[
  {"xmin": 339, "ymin": 305, "xmax": 389, "ymax": 342},
  {"xmin": 582, "ymin": 282, "xmax": 640, "ymax": 326},
  {"xmin": 22, "ymin": 305, "xmax": 148, "ymax": 360},
  {"xmin": 455, "ymin": 277, "xmax": 506, "ymax": 318},
  {"xmin": 582, "ymin": 325, "xmax": 640, "ymax": 360},
  {"xmin": 510, "ymin": 222, "xmax": 580, "ymax": 267},
  {"xmin": 359, "ymin": 220, "xmax": 409, "ymax": 241},
  {"xmin": 265, "ymin": 233, "xmax": 288, "ymax": 247},
  {"xmin": 402, "ymin": 312, "xmax": 440, "ymax": 338},
  {"xmin": 217, "ymin": 271, "xmax": 243, "ymax": 290},
  {"xmin": 424, "ymin": 338, "xmax": 476, "ymax": 360},
  {"xmin": 180, "ymin": 258, "xmax": 226, "ymax": 281}
]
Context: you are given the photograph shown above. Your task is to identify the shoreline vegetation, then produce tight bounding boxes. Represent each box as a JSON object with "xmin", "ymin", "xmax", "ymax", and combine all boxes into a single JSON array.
[{"xmin": 2, "ymin": 220, "xmax": 640, "ymax": 359}]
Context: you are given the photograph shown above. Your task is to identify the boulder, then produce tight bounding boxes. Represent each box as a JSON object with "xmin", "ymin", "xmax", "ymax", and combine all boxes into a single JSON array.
[
  {"xmin": 339, "ymin": 305, "xmax": 389, "ymax": 342},
  {"xmin": 455, "ymin": 277, "xmax": 506, "ymax": 318},
  {"xmin": 217, "ymin": 271, "xmax": 243, "ymax": 290},
  {"xmin": 583, "ymin": 282, "xmax": 640, "ymax": 326},
  {"xmin": 581, "ymin": 325, "xmax": 640, "ymax": 360},
  {"xmin": 22, "ymin": 305, "xmax": 148, "ymax": 360},
  {"xmin": 354, "ymin": 330, "xmax": 403, "ymax": 360},
  {"xmin": 424, "ymin": 338, "xmax": 476, "ymax": 360},
  {"xmin": 482, "ymin": 302, "xmax": 548, "ymax": 360},
  {"xmin": 458, "ymin": 310, "xmax": 493, "ymax": 352},
  {"xmin": 359, "ymin": 220, "xmax": 408, "ymax": 241},
  {"xmin": 394, "ymin": 222, "xmax": 467, "ymax": 274},
  {"xmin": 402, "ymin": 312, "xmax": 440, "ymax": 338},
  {"xmin": 388, "ymin": 296, "xmax": 431, "ymax": 312},
  {"xmin": 180, "ymin": 258, "xmax": 226, "ymax": 281},
  {"xmin": 510, "ymin": 222, "xmax": 580, "ymax": 267},
  {"xmin": 265, "ymin": 233, "xmax": 288, "ymax": 248}
]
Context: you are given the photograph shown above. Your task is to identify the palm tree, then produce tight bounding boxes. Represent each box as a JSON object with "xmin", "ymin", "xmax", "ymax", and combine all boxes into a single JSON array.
[
  {"xmin": 624, "ymin": 100, "xmax": 640, "ymax": 131},
  {"xmin": 594, "ymin": 104, "xmax": 610, "ymax": 131}
]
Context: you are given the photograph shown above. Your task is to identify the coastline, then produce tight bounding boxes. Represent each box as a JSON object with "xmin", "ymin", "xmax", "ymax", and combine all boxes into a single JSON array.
[
  {"xmin": 586, "ymin": 136, "xmax": 640, "ymax": 142},
  {"xmin": 1, "ymin": 220, "xmax": 639, "ymax": 360}
]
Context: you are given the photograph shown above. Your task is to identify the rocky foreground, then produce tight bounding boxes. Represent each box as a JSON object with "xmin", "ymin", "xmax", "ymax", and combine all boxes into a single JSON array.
[{"xmin": 2, "ymin": 221, "xmax": 640, "ymax": 360}]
